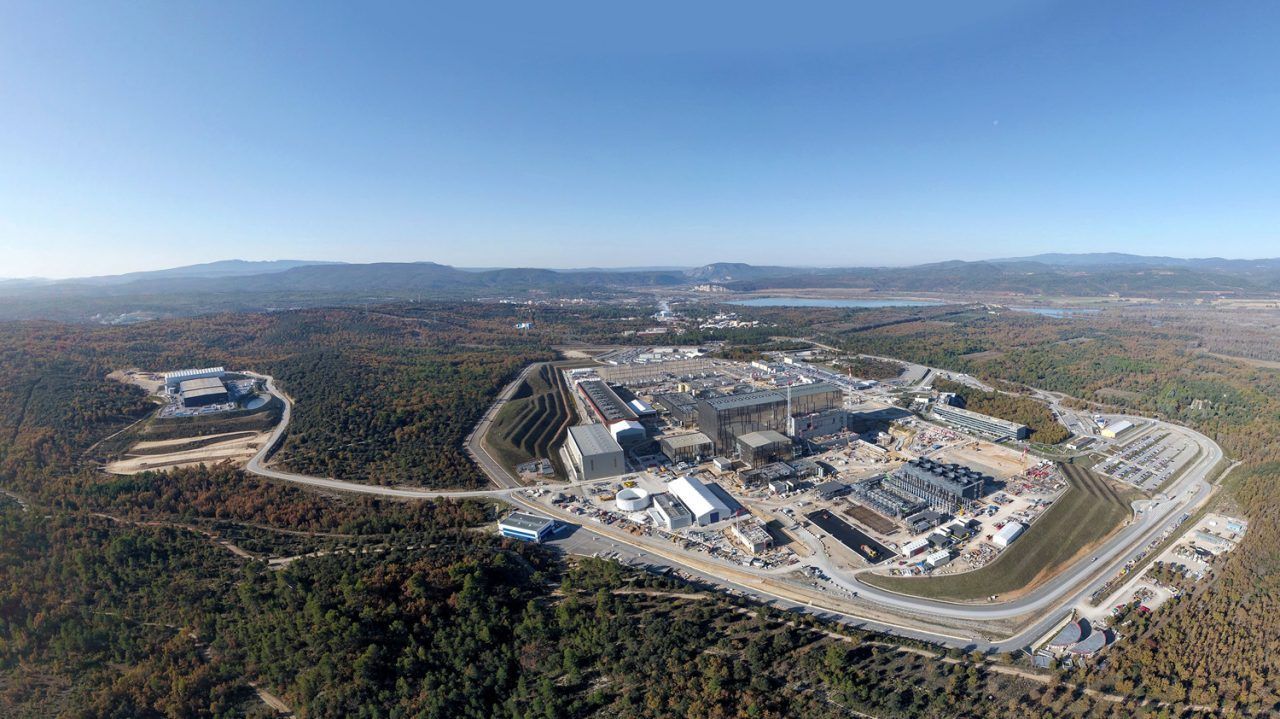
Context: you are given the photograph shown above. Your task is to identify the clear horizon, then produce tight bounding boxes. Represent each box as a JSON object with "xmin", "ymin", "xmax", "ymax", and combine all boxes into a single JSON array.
[
  {"xmin": 5, "ymin": 2, "xmax": 1280, "ymax": 277},
  {"xmin": 12, "ymin": 251, "xmax": 1280, "ymax": 282}
]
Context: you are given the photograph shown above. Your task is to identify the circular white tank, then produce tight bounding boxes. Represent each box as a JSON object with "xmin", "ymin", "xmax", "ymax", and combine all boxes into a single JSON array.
[{"xmin": 615, "ymin": 487, "xmax": 652, "ymax": 512}]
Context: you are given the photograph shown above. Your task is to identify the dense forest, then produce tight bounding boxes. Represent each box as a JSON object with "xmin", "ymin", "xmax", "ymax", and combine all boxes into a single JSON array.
[{"xmin": 0, "ymin": 493, "xmax": 1169, "ymax": 719}]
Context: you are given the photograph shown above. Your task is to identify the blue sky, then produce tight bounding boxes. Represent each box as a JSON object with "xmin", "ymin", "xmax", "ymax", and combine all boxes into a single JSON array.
[{"xmin": 3, "ymin": 1, "xmax": 1280, "ymax": 277}]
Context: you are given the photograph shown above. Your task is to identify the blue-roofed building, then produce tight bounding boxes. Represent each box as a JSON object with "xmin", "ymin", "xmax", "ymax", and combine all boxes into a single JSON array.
[{"xmin": 498, "ymin": 512, "xmax": 557, "ymax": 542}]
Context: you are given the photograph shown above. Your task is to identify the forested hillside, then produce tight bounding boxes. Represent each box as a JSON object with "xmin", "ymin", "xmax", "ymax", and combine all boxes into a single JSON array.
[{"xmin": 0, "ymin": 305, "xmax": 552, "ymax": 488}]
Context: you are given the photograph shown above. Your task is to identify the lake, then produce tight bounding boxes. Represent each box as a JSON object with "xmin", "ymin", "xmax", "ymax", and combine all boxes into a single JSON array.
[{"xmin": 1010, "ymin": 307, "xmax": 1102, "ymax": 318}]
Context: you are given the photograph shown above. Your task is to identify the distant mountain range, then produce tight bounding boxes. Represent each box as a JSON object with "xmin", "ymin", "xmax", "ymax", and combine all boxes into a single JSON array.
[
  {"xmin": 995, "ymin": 252, "xmax": 1280, "ymax": 272},
  {"xmin": 6, "ymin": 253, "xmax": 1280, "ymax": 322}
]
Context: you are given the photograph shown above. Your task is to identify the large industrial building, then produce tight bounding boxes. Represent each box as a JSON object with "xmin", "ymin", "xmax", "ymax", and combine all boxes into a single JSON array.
[
  {"xmin": 885, "ymin": 458, "xmax": 988, "ymax": 512},
  {"xmin": 735, "ymin": 430, "xmax": 793, "ymax": 467},
  {"xmin": 785, "ymin": 382, "xmax": 845, "ymax": 415},
  {"xmin": 668, "ymin": 475, "xmax": 731, "ymax": 526},
  {"xmin": 564, "ymin": 424, "xmax": 625, "ymax": 480},
  {"xmin": 930, "ymin": 403, "xmax": 1029, "ymax": 441},
  {"xmin": 696, "ymin": 382, "xmax": 842, "ymax": 452},
  {"xmin": 649, "ymin": 492, "xmax": 693, "ymax": 530},
  {"xmin": 788, "ymin": 407, "xmax": 848, "ymax": 439},
  {"xmin": 577, "ymin": 379, "xmax": 637, "ymax": 425},
  {"xmin": 696, "ymin": 390, "xmax": 788, "ymax": 453},
  {"xmin": 178, "ymin": 377, "xmax": 230, "ymax": 408},
  {"xmin": 659, "ymin": 432, "xmax": 714, "ymax": 464},
  {"xmin": 654, "ymin": 392, "xmax": 698, "ymax": 426},
  {"xmin": 851, "ymin": 475, "xmax": 929, "ymax": 519},
  {"xmin": 498, "ymin": 512, "xmax": 556, "ymax": 542},
  {"xmin": 163, "ymin": 366, "xmax": 225, "ymax": 391}
]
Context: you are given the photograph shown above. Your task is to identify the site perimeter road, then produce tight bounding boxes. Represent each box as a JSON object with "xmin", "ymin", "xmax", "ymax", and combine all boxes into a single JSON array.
[
  {"xmin": 243, "ymin": 368, "xmax": 1225, "ymax": 652},
  {"xmin": 245, "ymin": 371, "xmax": 536, "ymax": 499}
]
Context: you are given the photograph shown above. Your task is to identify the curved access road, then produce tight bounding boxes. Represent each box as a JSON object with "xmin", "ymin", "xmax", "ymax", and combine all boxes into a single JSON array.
[
  {"xmin": 242, "ymin": 369, "xmax": 1227, "ymax": 651},
  {"xmin": 245, "ymin": 371, "xmax": 526, "ymax": 499}
]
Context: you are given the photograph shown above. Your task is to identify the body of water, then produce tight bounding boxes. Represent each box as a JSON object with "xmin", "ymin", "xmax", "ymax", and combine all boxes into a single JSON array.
[
  {"xmin": 728, "ymin": 297, "xmax": 945, "ymax": 309},
  {"xmin": 1010, "ymin": 307, "xmax": 1102, "ymax": 318}
]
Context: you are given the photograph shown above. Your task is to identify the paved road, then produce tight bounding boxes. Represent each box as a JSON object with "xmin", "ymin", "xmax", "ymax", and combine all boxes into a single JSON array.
[{"xmin": 242, "ymin": 366, "xmax": 1226, "ymax": 651}]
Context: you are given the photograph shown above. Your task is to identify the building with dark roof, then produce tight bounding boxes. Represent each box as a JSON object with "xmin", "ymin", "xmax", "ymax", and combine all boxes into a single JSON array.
[
  {"xmin": 736, "ymin": 429, "xmax": 793, "ymax": 467},
  {"xmin": 1048, "ymin": 620, "xmax": 1083, "ymax": 648},
  {"xmin": 577, "ymin": 379, "xmax": 637, "ymax": 424},
  {"xmin": 696, "ymin": 390, "xmax": 787, "ymax": 452},
  {"xmin": 654, "ymin": 392, "xmax": 698, "ymax": 426},
  {"xmin": 650, "ymin": 492, "xmax": 693, "ymax": 530},
  {"xmin": 659, "ymin": 432, "xmax": 714, "ymax": 464},
  {"xmin": 783, "ymin": 382, "xmax": 844, "ymax": 415},
  {"xmin": 179, "ymin": 377, "xmax": 229, "ymax": 408},
  {"xmin": 813, "ymin": 480, "xmax": 851, "ymax": 500},
  {"xmin": 742, "ymin": 461, "xmax": 795, "ymax": 488},
  {"xmin": 1069, "ymin": 629, "xmax": 1108, "ymax": 655},
  {"xmin": 851, "ymin": 475, "xmax": 929, "ymax": 520},
  {"xmin": 886, "ymin": 457, "xmax": 988, "ymax": 512}
]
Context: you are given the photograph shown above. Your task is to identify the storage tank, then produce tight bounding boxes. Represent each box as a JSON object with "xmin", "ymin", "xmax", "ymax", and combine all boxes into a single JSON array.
[{"xmin": 615, "ymin": 487, "xmax": 652, "ymax": 512}]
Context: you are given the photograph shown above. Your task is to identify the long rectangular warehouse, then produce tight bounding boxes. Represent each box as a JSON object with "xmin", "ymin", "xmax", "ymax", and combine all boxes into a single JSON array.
[
  {"xmin": 930, "ymin": 403, "xmax": 1029, "ymax": 441},
  {"xmin": 577, "ymin": 379, "xmax": 637, "ymax": 424},
  {"xmin": 163, "ymin": 366, "xmax": 225, "ymax": 390}
]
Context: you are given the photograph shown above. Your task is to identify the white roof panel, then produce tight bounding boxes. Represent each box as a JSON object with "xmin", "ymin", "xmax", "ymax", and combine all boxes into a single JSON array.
[
  {"xmin": 668, "ymin": 475, "xmax": 729, "ymax": 520},
  {"xmin": 994, "ymin": 521, "xmax": 1025, "ymax": 544}
]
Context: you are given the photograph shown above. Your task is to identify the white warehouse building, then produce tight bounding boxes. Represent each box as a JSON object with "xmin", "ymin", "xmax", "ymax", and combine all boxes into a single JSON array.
[
  {"xmin": 925, "ymin": 549, "xmax": 953, "ymax": 568},
  {"xmin": 992, "ymin": 521, "xmax": 1025, "ymax": 548},
  {"xmin": 609, "ymin": 419, "xmax": 647, "ymax": 446},
  {"xmin": 668, "ymin": 475, "xmax": 731, "ymax": 526},
  {"xmin": 1101, "ymin": 420, "xmax": 1136, "ymax": 439}
]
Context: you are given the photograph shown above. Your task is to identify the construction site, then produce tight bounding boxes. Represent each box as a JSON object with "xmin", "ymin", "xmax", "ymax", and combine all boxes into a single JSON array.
[
  {"xmin": 508, "ymin": 346, "xmax": 1074, "ymax": 589},
  {"xmin": 102, "ymin": 366, "xmax": 281, "ymax": 474}
]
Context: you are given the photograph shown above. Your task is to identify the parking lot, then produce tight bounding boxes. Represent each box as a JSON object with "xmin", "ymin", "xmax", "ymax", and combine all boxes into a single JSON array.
[{"xmin": 1095, "ymin": 430, "xmax": 1197, "ymax": 491}]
